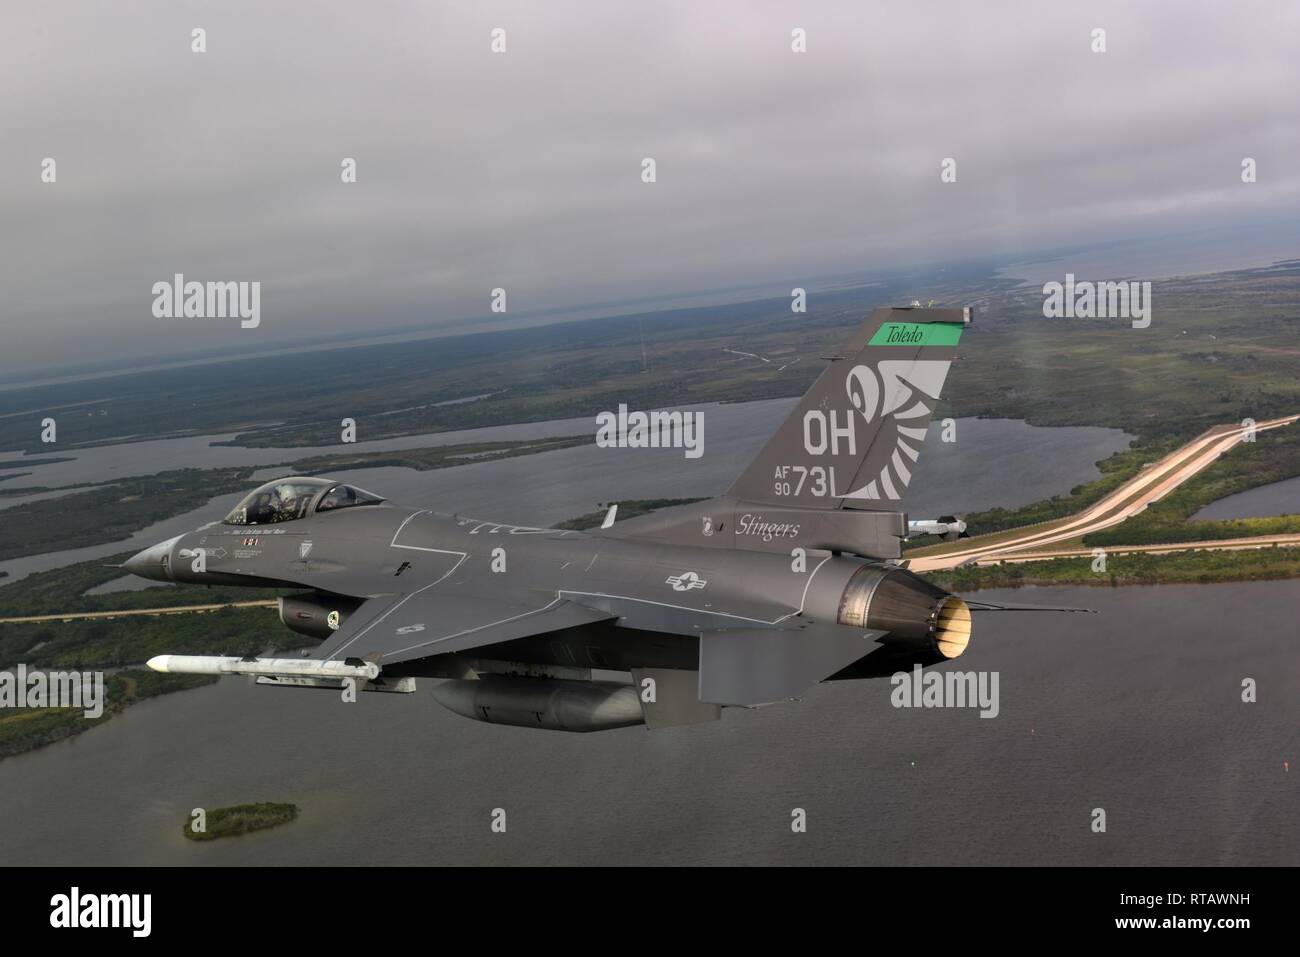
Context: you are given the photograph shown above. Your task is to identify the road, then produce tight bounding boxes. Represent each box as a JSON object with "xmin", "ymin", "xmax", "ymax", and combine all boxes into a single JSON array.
[
  {"xmin": 961, "ymin": 533, "xmax": 1300, "ymax": 566},
  {"xmin": 0, "ymin": 599, "xmax": 278, "ymax": 625},
  {"xmin": 907, "ymin": 413, "xmax": 1299, "ymax": 572}
]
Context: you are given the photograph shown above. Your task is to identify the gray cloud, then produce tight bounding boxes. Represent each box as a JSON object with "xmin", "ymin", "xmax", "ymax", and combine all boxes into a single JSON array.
[{"xmin": 2, "ymin": 0, "xmax": 1297, "ymax": 377}]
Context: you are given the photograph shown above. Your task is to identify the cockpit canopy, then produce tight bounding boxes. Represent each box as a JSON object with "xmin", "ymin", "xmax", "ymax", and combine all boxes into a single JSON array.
[{"xmin": 222, "ymin": 477, "xmax": 385, "ymax": 526}]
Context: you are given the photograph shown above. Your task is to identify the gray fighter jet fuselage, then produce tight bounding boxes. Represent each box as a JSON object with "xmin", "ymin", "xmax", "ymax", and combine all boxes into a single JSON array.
[{"xmin": 129, "ymin": 306, "xmax": 1002, "ymax": 732}]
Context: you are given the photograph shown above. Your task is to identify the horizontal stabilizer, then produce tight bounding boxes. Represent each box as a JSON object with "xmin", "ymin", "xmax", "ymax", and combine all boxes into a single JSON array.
[{"xmin": 698, "ymin": 623, "xmax": 885, "ymax": 706}]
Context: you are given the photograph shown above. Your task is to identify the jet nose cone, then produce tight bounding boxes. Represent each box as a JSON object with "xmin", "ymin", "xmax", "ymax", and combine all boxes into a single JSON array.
[{"xmin": 124, "ymin": 535, "xmax": 180, "ymax": 582}]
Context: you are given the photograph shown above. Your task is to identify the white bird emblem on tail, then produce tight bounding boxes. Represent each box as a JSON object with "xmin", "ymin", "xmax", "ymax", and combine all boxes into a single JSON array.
[{"xmin": 842, "ymin": 360, "xmax": 952, "ymax": 501}]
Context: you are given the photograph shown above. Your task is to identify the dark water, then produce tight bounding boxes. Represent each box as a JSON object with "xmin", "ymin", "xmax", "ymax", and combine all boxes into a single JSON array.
[
  {"xmin": 1192, "ymin": 476, "xmax": 1300, "ymax": 521},
  {"xmin": 0, "ymin": 580, "xmax": 1295, "ymax": 866}
]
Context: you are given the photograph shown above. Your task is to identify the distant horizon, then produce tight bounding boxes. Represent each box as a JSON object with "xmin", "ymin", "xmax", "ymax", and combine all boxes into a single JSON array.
[{"xmin": 4, "ymin": 218, "xmax": 1296, "ymax": 393}]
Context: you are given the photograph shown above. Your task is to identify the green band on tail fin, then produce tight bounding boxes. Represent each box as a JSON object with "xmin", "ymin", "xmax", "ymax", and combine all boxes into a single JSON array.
[{"xmin": 868, "ymin": 322, "xmax": 964, "ymax": 347}]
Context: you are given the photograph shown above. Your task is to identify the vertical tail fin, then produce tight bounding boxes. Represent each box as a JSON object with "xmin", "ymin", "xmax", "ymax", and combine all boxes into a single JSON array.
[{"xmin": 726, "ymin": 305, "xmax": 970, "ymax": 510}]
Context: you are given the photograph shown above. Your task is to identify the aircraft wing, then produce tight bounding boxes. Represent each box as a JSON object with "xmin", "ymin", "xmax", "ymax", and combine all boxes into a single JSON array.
[{"xmin": 307, "ymin": 591, "xmax": 616, "ymax": 666}]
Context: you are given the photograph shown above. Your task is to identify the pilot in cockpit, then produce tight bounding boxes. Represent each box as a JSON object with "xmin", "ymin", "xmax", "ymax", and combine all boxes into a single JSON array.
[
  {"xmin": 271, "ymin": 484, "xmax": 300, "ymax": 523},
  {"xmin": 222, "ymin": 477, "xmax": 384, "ymax": 526}
]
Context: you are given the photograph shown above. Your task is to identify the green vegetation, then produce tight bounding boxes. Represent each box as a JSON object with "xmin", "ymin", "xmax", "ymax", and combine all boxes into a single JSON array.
[
  {"xmin": 0, "ymin": 551, "xmax": 276, "ymax": 619},
  {"xmin": 0, "ymin": 556, "xmax": 311, "ymax": 760},
  {"xmin": 939, "ymin": 265, "xmax": 1300, "ymax": 441},
  {"xmin": 1083, "ymin": 425, "xmax": 1300, "ymax": 546},
  {"xmin": 0, "ymin": 480, "xmax": 95, "ymax": 498},
  {"xmin": 0, "ymin": 605, "xmax": 302, "ymax": 671},
  {"xmin": 554, "ymin": 497, "xmax": 708, "ymax": 530},
  {"xmin": 0, "ymin": 669, "xmax": 215, "ymax": 761},
  {"xmin": 930, "ymin": 545, "xmax": 1300, "ymax": 591},
  {"xmin": 0, "ymin": 555, "xmax": 307, "ymax": 671},
  {"xmin": 182, "ymin": 802, "xmax": 299, "ymax": 841},
  {"xmin": 0, "ymin": 467, "xmax": 257, "ymax": 562},
  {"xmin": 0, "ymin": 457, "xmax": 73, "ymax": 469}
]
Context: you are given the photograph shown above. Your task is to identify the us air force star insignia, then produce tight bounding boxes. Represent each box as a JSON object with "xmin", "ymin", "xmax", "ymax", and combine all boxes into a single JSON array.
[
  {"xmin": 326, "ymin": 610, "xmax": 340, "ymax": 631},
  {"xmin": 666, "ymin": 571, "xmax": 707, "ymax": 592}
]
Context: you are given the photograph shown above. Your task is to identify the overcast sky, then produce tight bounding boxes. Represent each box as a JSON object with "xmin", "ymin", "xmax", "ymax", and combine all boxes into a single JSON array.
[{"xmin": 2, "ymin": 0, "xmax": 1298, "ymax": 380}]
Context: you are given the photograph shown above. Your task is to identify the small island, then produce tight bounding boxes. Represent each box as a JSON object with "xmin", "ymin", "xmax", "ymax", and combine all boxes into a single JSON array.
[{"xmin": 183, "ymin": 802, "xmax": 299, "ymax": 841}]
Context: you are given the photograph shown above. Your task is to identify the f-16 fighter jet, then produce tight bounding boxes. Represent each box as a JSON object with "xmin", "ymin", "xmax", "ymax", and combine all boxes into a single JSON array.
[{"xmin": 129, "ymin": 305, "xmax": 1058, "ymax": 732}]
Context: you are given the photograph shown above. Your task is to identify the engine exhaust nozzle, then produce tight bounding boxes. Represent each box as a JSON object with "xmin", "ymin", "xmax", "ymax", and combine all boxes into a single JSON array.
[{"xmin": 836, "ymin": 565, "xmax": 971, "ymax": 659}]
